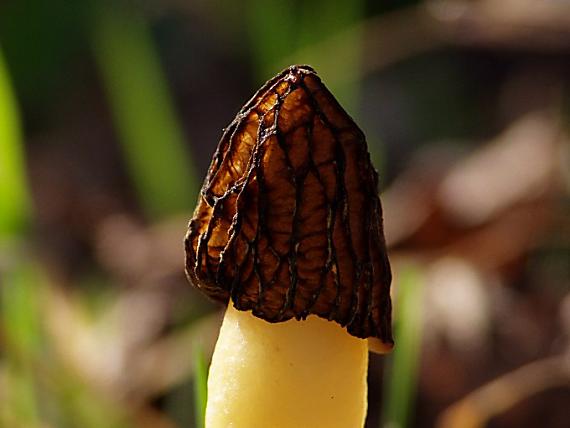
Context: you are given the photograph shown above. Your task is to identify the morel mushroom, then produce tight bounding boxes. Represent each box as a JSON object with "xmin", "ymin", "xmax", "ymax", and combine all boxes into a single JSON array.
[{"xmin": 185, "ymin": 65, "xmax": 392, "ymax": 428}]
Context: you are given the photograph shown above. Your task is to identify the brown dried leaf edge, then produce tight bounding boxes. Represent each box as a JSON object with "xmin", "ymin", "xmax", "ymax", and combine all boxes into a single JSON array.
[{"xmin": 185, "ymin": 65, "xmax": 392, "ymax": 342}]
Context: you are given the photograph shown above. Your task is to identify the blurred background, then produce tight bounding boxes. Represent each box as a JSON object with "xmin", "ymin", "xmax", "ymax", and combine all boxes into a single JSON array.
[{"xmin": 1, "ymin": 0, "xmax": 569, "ymax": 427}]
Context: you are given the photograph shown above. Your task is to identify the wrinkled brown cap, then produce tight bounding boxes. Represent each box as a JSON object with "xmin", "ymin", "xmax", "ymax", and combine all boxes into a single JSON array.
[{"xmin": 184, "ymin": 65, "xmax": 392, "ymax": 343}]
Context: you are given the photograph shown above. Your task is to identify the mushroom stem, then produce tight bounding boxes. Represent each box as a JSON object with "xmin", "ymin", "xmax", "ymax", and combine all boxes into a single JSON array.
[{"xmin": 205, "ymin": 303, "xmax": 369, "ymax": 428}]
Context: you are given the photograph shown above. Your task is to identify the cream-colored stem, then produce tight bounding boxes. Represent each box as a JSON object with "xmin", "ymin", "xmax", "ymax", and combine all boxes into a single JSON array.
[{"xmin": 205, "ymin": 303, "xmax": 369, "ymax": 428}]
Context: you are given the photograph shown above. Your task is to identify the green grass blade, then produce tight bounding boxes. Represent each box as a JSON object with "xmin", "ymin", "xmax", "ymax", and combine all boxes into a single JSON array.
[
  {"xmin": 0, "ymin": 44, "xmax": 41, "ymax": 428},
  {"xmin": 382, "ymin": 265, "xmax": 424, "ymax": 428},
  {"xmin": 245, "ymin": 0, "xmax": 296, "ymax": 82},
  {"xmin": 244, "ymin": 0, "xmax": 387, "ymax": 171},
  {"xmin": 193, "ymin": 346, "xmax": 208, "ymax": 428},
  {"xmin": 0, "ymin": 46, "xmax": 30, "ymax": 240},
  {"xmin": 294, "ymin": 0, "xmax": 364, "ymax": 112},
  {"xmin": 246, "ymin": 0, "xmax": 364, "ymax": 109},
  {"xmin": 91, "ymin": 4, "xmax": 199, "ymax": 219}
]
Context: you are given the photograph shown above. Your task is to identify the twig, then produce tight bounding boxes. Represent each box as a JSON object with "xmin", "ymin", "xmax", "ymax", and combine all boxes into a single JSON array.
[{"xmin": 436, "ymin": 355, "xmax": 570, "ymax": 428}]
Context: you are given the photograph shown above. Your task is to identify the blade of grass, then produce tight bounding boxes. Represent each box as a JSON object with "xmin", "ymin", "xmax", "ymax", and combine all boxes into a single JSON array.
[
  {"xmin": 246, "ymin": 0, "xmax": 364, "ymax": 110},
  {"xmin": 193, "ymin": 346, "xmax": 208, "ymax": 428},
  {"xmin": 294, "ymin": 0, "xmax": 364, "ymax": 112},
  {"xmin": 91, "ymin": 3, "xmax": 199, "ymax": 219},
  {"xmin": 244, "ymin": 0, "xmax": 387, "ymax": 171},
  {"xmin": 0, "ymin": 44, "xmax": 41, "ymax": 428},
  {"xmin": 0, "ymin": 46, "xmax": 30, "ymax": 240},
  {"xmin": 245, "ymin": 0, "xmax": 296, "ymax": 83},
  {"xmin": 382, "ymin": 265, "xmax": 424, "ymax": 428}
]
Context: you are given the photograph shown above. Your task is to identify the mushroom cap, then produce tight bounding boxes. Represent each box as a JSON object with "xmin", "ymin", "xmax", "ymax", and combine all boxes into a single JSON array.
[{"xmin": 185, "ymin": 65, "xmax": 392, "ymax": 343}]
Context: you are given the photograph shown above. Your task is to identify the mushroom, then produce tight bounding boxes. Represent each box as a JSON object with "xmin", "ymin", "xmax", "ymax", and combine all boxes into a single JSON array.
[{"xmin": 185, "ymin": 65, "xmax": 393, "ymax": 428}]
